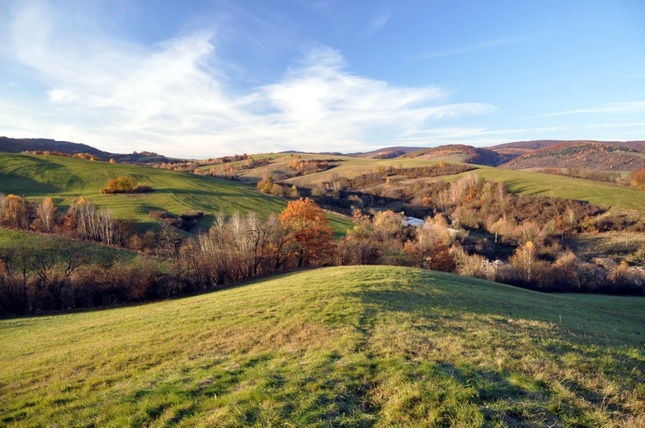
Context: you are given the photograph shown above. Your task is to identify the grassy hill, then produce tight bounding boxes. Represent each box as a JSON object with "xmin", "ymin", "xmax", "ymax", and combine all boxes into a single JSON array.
[
  {"xmin": 0, "ymin": 153, "xmax": 352, "ymax": 233},
  {"xmin": 472, "ymin": 166, "xmax": 645, "ymax": 211},
  {"xmin": 403, "ymin": 144, "xmax": 514, "ymax": 166},
  {"xmin": 218, "ymin": 153, "xmax": 645, "ymax": 211},
  {"xmin": 1, "ymin": 266, "xmax": 642, "ymax": 427},
  {"xmin": 0, "ymin": 228, "xmax": 141, "ymax": 267}
]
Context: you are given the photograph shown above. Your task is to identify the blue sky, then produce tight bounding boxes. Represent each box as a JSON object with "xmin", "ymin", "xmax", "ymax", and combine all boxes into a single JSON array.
[{"xmin": 0, "ymin": 0, "xmax": 643, "ymax": 158}]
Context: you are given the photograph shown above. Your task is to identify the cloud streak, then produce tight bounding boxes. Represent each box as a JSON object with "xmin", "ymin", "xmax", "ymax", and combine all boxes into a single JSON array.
[
  {"xmin": 536, "ymin": 102, "xmax": 645, "ymax": 118},
  {"xmin": 0, "ymin": 1, "xmax": 495, "ymax": 157},
  {"xmin": 408, "ymin": 34, "xmax": 540, "ymax": 60}
]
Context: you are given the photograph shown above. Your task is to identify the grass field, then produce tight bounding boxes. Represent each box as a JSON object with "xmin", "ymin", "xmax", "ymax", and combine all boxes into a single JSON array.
[
  {"xmin": 1, "ymin": 266, "xmax": 642, "ymax": 427},
  {"xmin": 0, "ymin": 153, "xmax": 352, "ymax": 234},
  {"xmin": 473, "ymin": 166, "xmax": 645, "ymax": 211},
  {"xmin": 0, "ymin": 228, "xmax": 142, "ymax": 267},
  {"xmin": 218, "ymin": 153, "xmax": 645, "ymax": 211}
]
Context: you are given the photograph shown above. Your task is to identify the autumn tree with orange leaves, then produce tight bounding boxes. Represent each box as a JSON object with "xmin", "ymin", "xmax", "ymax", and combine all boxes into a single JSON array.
[{"xmin": 279, "ymin": 198, "xmax": 335, "ymax": 267}]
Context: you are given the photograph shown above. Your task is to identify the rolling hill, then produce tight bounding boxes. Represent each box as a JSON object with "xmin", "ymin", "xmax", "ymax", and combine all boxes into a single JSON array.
[
  {"xmin": 500, "ymin": 141, "xmax": 645, "ymax": 171},
  {"xmin": 0, "ymin": 136, "xmax": 173, "ymax": 164},
  {"xmin": 0, "ymin": 153, "xmax": 352, "ymax": 233},
  {"xmin": 1, "ymin": 266, "xmax": 642, "ymax": 427},
  {"xmin": 402, "ymin": 144, "xmax": 514, "ymax": 166},
  {"xmin": 0, "ymin": 136, "xmax": 109, "ymax": 157},
  {"xmin": 471, "ymin": 166, "xmax": 645, "ymax": 211},
  {"xmin": 211, "ymin": 152, "xmax": 645, "ymax": 211}
]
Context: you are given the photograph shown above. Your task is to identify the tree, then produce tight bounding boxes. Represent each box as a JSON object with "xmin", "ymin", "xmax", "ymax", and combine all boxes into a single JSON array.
[
  {"xmin": 100, "ymin": 176, "xmax": 150, "ymax": 194},
  {"xmin": 1, "ymin": 194, "xmax": 30, "ymax": 229},
  {"xmin": 33, "ymin": 197, "xmax": 57, "ymax": 233},
  {"xmin": 627, "ymin": 168, "xmax": 645, "ymax": 189},
  {"xmin": 279, "ymin": 198, "xmax": 335, "ymax": 267},
  {"xmin": 510, "ymin": 241, "xmax": 537, "ymax": 284}
]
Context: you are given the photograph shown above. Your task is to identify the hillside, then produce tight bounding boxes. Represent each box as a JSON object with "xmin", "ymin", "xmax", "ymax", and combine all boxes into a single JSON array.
[
  {"xmin": 0, "ymin": 136, "xmax": 109, "ymax": 157},
  {"xmin": 345, "ymin": 146, "xmax": 426, "ymax": 159},
  {"xmin": 0, "ymin": 136, "xmax": 174, "ymax": 164},
  {"xmin": 403, "ymin": 144, "xmax": 515, "ymax": 166},
  {"xmin": 207, "ymin": 152, "xmax": 645, "ymax": 211},
  {"xmin": 491, "ymin": 139, "xmax": 645, "ymax": 153},
  {"xmin": 472, "ymin": 166, "xmax": 645, "ymax": 211},
  {"xmin": 1, "ymin": 266, "xmax": 642, "ymax": 427},
  {"xmin": 0, "ymin": 153, "xmax": 351, "ymax": 233},
  {"xmin": 501, "ymin": 141, "xmax": 645, "ymax": 171}
]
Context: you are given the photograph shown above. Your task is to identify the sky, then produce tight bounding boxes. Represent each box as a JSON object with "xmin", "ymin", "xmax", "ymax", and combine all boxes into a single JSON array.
[{"xmin": 0, "ymin": 0, "xmax": 644, "ymax": 158}]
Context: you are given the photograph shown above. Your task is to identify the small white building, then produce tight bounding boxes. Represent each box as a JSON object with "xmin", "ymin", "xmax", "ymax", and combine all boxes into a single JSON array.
[{"xmin": 402, "ymin": 216, "xmax": 425, "ymax": 227}]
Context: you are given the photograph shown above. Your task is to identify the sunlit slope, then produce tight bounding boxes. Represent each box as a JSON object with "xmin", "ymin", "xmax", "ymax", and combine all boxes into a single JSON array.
[
  {"xmin": 1, "ymin": 266, "xmax": 642, "ymax": 427},
  {"xmin": 0, "ymin": 153, "xmax": 283, "ymax": 218},
  {"xmin": 473, "ymin": 166, "xmax": 645, "ymax": 211},
  {"xmin": 0, "ymin": 153, "xmax": 351, "ymax": 232}
]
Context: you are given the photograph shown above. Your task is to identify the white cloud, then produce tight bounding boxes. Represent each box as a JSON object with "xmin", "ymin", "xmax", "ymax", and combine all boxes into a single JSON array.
[{"xmin": 0, "ymin": 1, "xmax": 495, "ymax": 157}]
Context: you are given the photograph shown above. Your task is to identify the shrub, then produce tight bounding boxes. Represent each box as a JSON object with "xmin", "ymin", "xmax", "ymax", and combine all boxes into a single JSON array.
[{"xmin": 100, "ymin": 176, "xmax": 152, "ymax": 194}]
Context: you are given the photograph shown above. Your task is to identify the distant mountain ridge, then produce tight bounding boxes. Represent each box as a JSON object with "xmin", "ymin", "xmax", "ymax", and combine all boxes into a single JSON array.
[{"xmin": 0, "ymin": 136, "xmax": 172, "ymax": 164}]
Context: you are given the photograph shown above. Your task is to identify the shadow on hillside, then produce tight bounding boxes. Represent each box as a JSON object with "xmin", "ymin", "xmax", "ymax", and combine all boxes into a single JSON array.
[
  {"xmin": 347, "ymin": 284, "xmax": 643, "ymax": 350},
  {"xmin": 0, "ymin": 175, "xmax": 61, "ymax": 196},
  {"xmin": 502, "ymin": 179, "xmax": 548, "ymax": 195},
  {"xmin": 436, "ymin": 361, "xmax": 558, "ymax": 425}
]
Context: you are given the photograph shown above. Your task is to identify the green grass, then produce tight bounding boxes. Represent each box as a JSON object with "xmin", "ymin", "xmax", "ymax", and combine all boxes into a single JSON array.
[
  {"xmin": 1, "ymin": 266, "xmax": 642, "ymax": 427},
  {"xmin": 0, "ymin": 153, "xmax": 352, "ymax": 234},
  {"xmin": 0, "ymin": 228, "xmax": 141, "ymax": 267},
  {"xmin": 472, "ymin": 166, "xmax": 645, "ymax": 211}
]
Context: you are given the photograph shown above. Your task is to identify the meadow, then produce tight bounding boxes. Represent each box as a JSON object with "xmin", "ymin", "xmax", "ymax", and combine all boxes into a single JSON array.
[
  {"xmin": 0, "ymin": 153, "xmax": 352, "ymax": 234},
  {"xmin": 0, "ymin": 228, "xmax": 140, "ymax": 267},
  {"xmin": 1, "ymin": 266, "xmax": 642, "ymax": 427}
]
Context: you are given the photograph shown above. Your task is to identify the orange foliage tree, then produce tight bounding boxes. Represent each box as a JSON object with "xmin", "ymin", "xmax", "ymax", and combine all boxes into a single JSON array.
[
  {"xmin": 279, "ymin": 198, "xmax": 335, "ymax": 267},
  {"xmin": 627, "ymin": 168, "xmax": 645, "ymax": 190},
  {"xmin": 100, "ymin": 176, "xmax": 151, "ymax": 194},
  {"xmin": 1, "ymin": 194, "xmax": 30, "ymax": 229}
]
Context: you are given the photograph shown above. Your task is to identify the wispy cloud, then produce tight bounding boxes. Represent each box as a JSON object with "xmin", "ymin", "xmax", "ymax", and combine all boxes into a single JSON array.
[
  {"xmin": 365, "ymin": 8, "xmax": 391, "ymax": 36},
  {"xmin": 537, "ymin": 102, "xmax": 645, "ymax": 118},
  {"xmin": 0, "ymin": 1, "xmax": 495, "ymax": 157},
  {"xmin": 408, "ymin": 34, "xmax": 540, "ymax": 60}
]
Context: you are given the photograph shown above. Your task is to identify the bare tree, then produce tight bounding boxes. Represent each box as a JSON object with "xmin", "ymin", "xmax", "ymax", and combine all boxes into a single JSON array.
[{"xmin": 34, "ymin": 197, "xmax": 57, "ymax": 233}]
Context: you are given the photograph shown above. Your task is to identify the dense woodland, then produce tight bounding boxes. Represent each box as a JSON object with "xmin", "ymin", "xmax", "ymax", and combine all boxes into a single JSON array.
[{"xmin": 1, "ymin": 166, "xmax": 644, "ymax": 314}]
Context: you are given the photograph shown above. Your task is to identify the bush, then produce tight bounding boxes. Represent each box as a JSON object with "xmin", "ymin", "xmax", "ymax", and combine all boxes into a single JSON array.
[{"xmin": 100, "ymin": 176, "xmax": 152, "ymax": 194}]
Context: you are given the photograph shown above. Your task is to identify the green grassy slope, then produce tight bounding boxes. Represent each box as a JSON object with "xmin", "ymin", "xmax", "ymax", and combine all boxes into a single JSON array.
[
  {"xmin": 0, "ymin": 228, "xmax": 142, "ymax": 267},
  {"xmin": 473, "ymin": 166, "xmax": 645, "ymax": 211},
  {"xmin": 0, "ymin": 153, "xmax": 352, "ymax": 233},
  {"xmin": 1, "ymin": 266, "xmax": 642, "ymax": 427}
]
